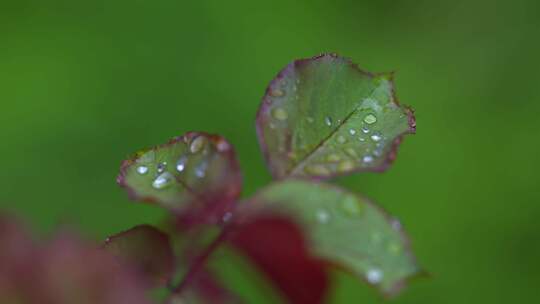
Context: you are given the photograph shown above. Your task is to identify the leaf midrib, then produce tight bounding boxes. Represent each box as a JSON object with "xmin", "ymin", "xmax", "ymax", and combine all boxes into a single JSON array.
[{"xmin": 286, "ymin": 84, "xmax": 379, "ymax": 177}]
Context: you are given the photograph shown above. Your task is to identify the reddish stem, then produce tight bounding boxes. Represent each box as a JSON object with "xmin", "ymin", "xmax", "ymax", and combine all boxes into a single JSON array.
[{"xmin": 171, "ymin": 228, "xmax": 229, "ymax": 295}]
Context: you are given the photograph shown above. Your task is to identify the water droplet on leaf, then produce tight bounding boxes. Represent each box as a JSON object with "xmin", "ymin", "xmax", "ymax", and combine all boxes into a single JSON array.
[
  {"xmin": 269, "ymin": 88, "xmax": 284, "ymax": 97},
  {"xmin": 152, "ymin": 172, "xmax": 174, "ymax": 189},
  {"xmin": 336, "ymin": 135, "xmax": 347, "ymax": 144},
  {"xmin": 272, "ymin": 107, "xmax": 288, "ymax": 121},
  {"xmin": 194, "ymin": 162, "xmax": 207, "ymax": 178},
  {"xmin": 176, "ymin": 156, "xmax": 187, "ymax": 172},
  {"xmin": 316, "ymin": 209, "xmax": 330, "ymax": 224},
  {"xmin": 361, "ymin": 125, "xmax": 370, "ymax": 134},
  {"xmin": 364, "ymin": 114, "xmax": 377, "ymax": 124},
  {"xmin": 325, "ymin": 116, "xmax": 333, "ymax": 126},
  {"xmin": 348, "ymin": 128, "xmax": 357, "ymax": 136},
  {"xmin": 366, "ymin": 268, "xmax": 383, "ymax": 284},
  {"xmin": 190, "ymin": 136, "xmax": 207, "ymax": 154},
  {"xmin": 136, "ymin": 165, "xmax": 149, "ymax": 175},
  {"xmin": 363, "ymin": 155, "xmax": 374, "ymax": 164},
  {"xmin": 157, "ymin": 162, "xmax": 167, "ymax": 174},
  {"xmin": 371, "ymin": 132, "xmax": 382, "ymax": 142}
]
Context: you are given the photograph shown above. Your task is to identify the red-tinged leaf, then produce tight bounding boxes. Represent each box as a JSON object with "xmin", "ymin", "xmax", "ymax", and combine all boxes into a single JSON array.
[
  {"xmin": 0, "ymin": 215, "xmax": 152, "ymax": 304},
  {"xmin": 117, "ymin": 132, "xmax": 242, "ymax": 223},
  {"xmin": 256, "ymin": 54, "xmax": 415, "ymax": 179},
  {"xmin": 0, "ymin": 215, "xmax": 38, "ymax": 303},
  {"xmin": 228, "ymin": 215, "xmax": 329, "ymax": 304},
  {"xmin": 0, "ymin": 214, "xmax": 34, "ymax": 263},
  {"xmin": 246, "ymin": 180, "xmax": 423, "ymax": 297},
  {"xmin": 39, "ymin": 235, "xmax": 152, "ymax": 304},
  {"xmin": 103, "ymin": 225, "xmax": 175, "ymax": 287}
]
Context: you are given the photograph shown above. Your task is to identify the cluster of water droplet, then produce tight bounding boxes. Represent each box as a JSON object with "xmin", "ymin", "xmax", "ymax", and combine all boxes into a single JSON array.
[
  {"xmin": 265, "ymin": 83, "xmax": 398, "ymax": 177},
  {"xmin": 135, "ymin": 135, "xmax": 221, "ymax": 190},
  {"xmin": 309, "ymin": 195, "xmax": 404, "ymax": 286},
  {"xmin": 266, "ymin": 79, "xmax": 291, "ymax": 131},
  {"xmin": 302, "ymin": 111, "xmax": 386, "ymax": 175}
]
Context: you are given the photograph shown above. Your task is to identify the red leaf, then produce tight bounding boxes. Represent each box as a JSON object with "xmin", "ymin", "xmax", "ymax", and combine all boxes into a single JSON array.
[
  {"xmin": 0, "ymin": 215, "xmax": 152, "ymax": 304},
  {"xmin": 103, "ymin": 225, "xmax": 175, "ymax": 287},
  {"xmin": 228, "ymin": 215, "xmax": 328, "ymax": 304},
  {"xmin": 39, "ymin": 235, "xmax": 152, "ymax": 304}
]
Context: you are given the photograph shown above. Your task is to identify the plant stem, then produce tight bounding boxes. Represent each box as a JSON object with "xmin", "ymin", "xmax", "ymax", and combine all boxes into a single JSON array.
[{"xmin": 171, "ymin": 228, "xmax": 228, "ymax": 295}]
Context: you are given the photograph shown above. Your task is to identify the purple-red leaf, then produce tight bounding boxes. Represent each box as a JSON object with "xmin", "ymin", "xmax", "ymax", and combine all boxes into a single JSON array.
[
  {"xmin": 0, "ymin": 215, "xmax": 151, "ymax": 304},
  {"xmin": 228, "ymin": 215, "xmax": 328, "ymax": 304},
  {"xmin": 117, "ymin": 132, "xmax": 242, "ymax": 223},
  {"xmin": 256, "ymin": 54, "xmax": 415, "ymax": 179},
  {"xmin": 40, "ymin": 235, "xmax": 151, "ymax": 304},
  {"xmin": 0, "ymin": 215, "xmax": 36, "ymax": 303},
  {"xmin": 103, "ymin": 225, "xmax": 175, "ymax": 287}
]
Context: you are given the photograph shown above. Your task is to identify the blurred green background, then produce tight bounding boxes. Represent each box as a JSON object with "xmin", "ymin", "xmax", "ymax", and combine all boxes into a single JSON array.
[{"xmin": 1, "ymin": 0, "xmax": 539, "ymax": 303}]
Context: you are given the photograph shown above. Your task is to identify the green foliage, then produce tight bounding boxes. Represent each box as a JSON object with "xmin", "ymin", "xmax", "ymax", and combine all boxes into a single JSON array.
[
  {"xmin": 117, "ymin": 132, "xmax": 241, "ymax": 217},
  {"xmin": 0, "ymin": 54, "xmax": 420, "ymax": 304},
  {"xmin": 248, "ymin": 180, "xmax": 421, "ymax": 296},
  {"xmin": 257, "ymin": 54, "xmax": 415, "ymax": 179},
  {"xmin": 113, "ymin": 54, "xmax": 420, "ymax": 303}
]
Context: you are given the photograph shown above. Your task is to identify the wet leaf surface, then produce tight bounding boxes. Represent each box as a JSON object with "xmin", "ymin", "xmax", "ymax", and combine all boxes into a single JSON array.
[
  {"xmin": 245, "ymin": 180, "xmax": 422, "ymax": 297},
  {"xmin": 256, "ymin": 54, "xmax": 415, "ymax": 179},
  {"xmin": 117, "ymin": 132, "xmax": 242, "ymax": 222}
]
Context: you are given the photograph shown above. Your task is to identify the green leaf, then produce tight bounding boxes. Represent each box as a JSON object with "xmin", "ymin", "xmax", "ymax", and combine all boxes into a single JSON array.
[
  {"xmin": 103, "ymin": 225, "xmax": 175, "ymax": 287},
  {"xmin": 245, "ymin": 180, "xmax": 422, "ymax": 297},
  {"xmin": 117, "ymin": 132, "xmax": 242, "ymax": 218},
  {"xmin": 256, "ymin": 54, "xmax": 415, "ymax": 179}
]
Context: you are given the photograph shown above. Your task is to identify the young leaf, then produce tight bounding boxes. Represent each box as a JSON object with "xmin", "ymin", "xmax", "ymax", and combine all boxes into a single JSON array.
[
  {"xmin": 227, "ymin": 215, "xmax": 329, "ymax": 304},
  {"xmin": 245, "ymin": 180, "xmax": 422, "ymax": 297},
  {"xmin": 103, "ymin": 225, "xmax": 175, "ymax": 287},
  {"xmin": 117, "ymin": 132, "xmax": 242, "ymax": 221},
  {"xmin": 256, "ymin": 54, "xmax": 416, "ymax": 179}
]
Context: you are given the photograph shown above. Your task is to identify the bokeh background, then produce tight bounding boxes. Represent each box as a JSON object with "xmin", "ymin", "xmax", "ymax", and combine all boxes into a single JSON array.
[{"xmin": 1, "ymin": 0, "xmax": 539, "ymax": 303}]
